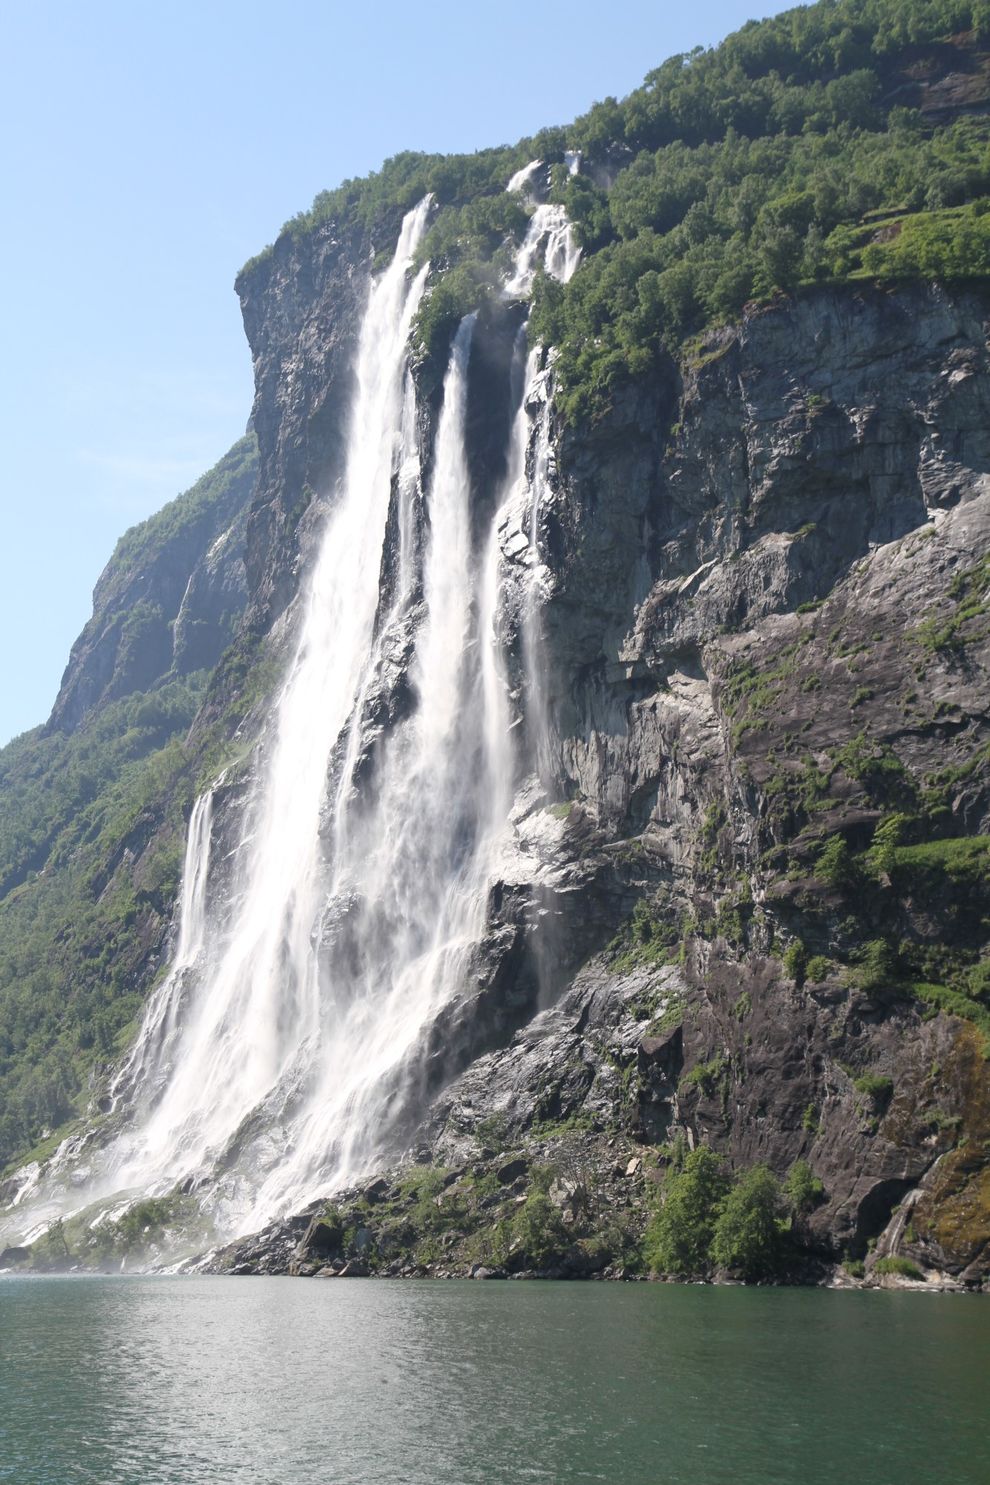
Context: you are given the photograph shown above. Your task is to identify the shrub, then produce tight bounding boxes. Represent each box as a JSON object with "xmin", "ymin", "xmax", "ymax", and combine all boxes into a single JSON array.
[
  {"xmin": 874, "ymin": 1255, "xmax": 924, "ymax": 1280},
  {"xmin": 970, "ymin": 961, "xmax": 990, "ymax": 1005},
  {"xmin": 843, "ymin": 1258, "xmax": 866, "ymax": 1278},
  {"xmin": 853, "ymin": 1073, "xmax": 894, "ymax": 1100},
  {"xmin": 511, "ymin": 1189, "xmax": 571, "ymax": 1269},
  {"xmin": 866, "ymin": 813, "xmax": 908, "ymax": 878},
  {"xmin": 680, "ymin": 1055, "xmax": 727, "ymax": 1097},
  {"xmin": 783, "ymin": 939, "xmax": 808, "ymax": 986},
  {"xmin": 859, "ymin": 938, "xmax": 899, "ymax": 992},
  {"xmin": 815, "ymin": 834, "xmax": 857, "ymax": 890}
]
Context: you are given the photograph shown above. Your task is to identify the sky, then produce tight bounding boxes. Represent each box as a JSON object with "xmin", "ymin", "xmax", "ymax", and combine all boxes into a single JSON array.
[{"xmin": 0, "ymin": 0, "xmax": 787, "ymax": 745}]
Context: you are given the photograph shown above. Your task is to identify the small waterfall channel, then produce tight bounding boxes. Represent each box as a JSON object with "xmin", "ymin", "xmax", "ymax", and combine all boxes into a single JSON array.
[{"xmin": 4, "ymin": 167, "xmax": 582, "ymax": 1246}]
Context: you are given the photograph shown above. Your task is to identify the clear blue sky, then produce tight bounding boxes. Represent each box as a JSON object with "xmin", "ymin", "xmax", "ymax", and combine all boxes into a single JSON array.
[{"xmin": 0, "ymin": 0, "xmax": 785, "ymax": 745}]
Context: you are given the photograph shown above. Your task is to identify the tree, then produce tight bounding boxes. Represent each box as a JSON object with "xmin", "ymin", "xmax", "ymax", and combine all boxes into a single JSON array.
[
  {"xmin": 644, "ymin": 1146, "xmax": 729, "ymax": 1276},
  {"xmin": 815, "ymin": 834, "xmax": 858, "ymax": 890},
  {"xmin": 784, "ymin": 1159, "xmax": 824, "ymax": 1216},
  {"xmin": 712, "ymin": 1164, "xmax": 784, "ymax": 1279}
]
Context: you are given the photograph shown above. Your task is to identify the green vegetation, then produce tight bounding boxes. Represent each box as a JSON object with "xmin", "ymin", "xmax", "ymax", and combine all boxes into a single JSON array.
[
  {"xmin": 608, "ymin": 898, "xmax": 680, "ymax": 972},
  {"xmin": 783, "ymin": 939, "xmax": 808, "ymax": 986},
  {"xmin": 853, "ymin": 1072, "xmax": 894, "ymax": 1099},
  {"xmin": 0, "ymin": 437, "xmax": 275, "ymax": 1174},
  {"xmin": 237, "ymin": 3, "xmax": 990, "ymax": 422},
  {"xmin": 0, "ymin": 629, "xmax": 283, "ymax": 1176},
  {"xmin": 111, "ymin": 435, "xmax": 257, "ymax": 575},
  {"xmin": 889, "ymin": 834, "xmax": 990, "ymax": 891},
  {"xmin": 815, "ymin": 834, "xmax": 859, "ymax": 890},
  {"xmin": 268, "ymin": 1158, "xmax": 647, "ymax": 1277},
  {"xmin": 509, "ymin": 1170, "xmax": 572, "ymax": 1269},
  {"xmin": 866, "ymin": 812, "xmax": 909, "ymax": 878},
  {"xmin": 784, "ymin": 1159, "xmax": 824, "ymax": 1214},
  {"xmin": 645, "ymin": 1150, "xmax": 793, "ymax": 1279},
  {"xmin": 679, "ymin": 1054, "xmax": 729, "ymax": 1097},
  {"xmin": 874, "ymin": 1254, "xmax": 925, "ymax": 1279},
  {"xmin": 532, "ymin": 4, "xmax": 990, "ymax": 419},
  {"xmin": 28, "ymin": 1195, "xmax": 206, "ymax": 1270},
  {"xmin": 643, "ymin": 1147, "xmax": 729, "ymax": 1275},
  {"xmin": 911, "ymin": 981, "xmax": 990, "ymax": 1046},
  {"xmin": 857, "ymin": 937, "xmax": 899, "ymax": 992},
  {"xmin": 712, "ymin": 1165, "xmax": 785, "ymax": 1279},
  {"xmin": 642, "ymin": 1000, "xmax": 686, "ymax": 1039},
  {"xmin": 0, "ymin": 680, "xmax": 204, "ymax": 1169},
  {"xmin": 914, "ymin": 552, "xmax": 990, "ymax": 653}
]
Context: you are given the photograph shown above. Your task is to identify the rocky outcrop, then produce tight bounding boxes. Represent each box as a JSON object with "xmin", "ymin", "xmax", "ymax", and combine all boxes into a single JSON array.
[
  {"xmin": 517, "ymin": 281, "xmax": 990, "ymax": 1278},
  {"xmin": 48, "ymin": 435, "xmax": 258, "ymax": 734},
  {"xmin": 235, "ymin": 221, "xmax": 378, "ymax": 624}
]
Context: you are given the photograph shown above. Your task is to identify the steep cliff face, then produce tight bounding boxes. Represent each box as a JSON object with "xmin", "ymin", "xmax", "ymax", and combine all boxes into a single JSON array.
[
  {"xmin": 48, "ymin": 436, "xmax": 258, "ymax": 734},
  {"xmin": 210, "ymin": 261, "xmax": 990, "ymax": 1284},
  {"xmin": 488, "ymin": 280, "xmax": 990, "ymax": 1281},
  {"xmin": 235, "ymin": 224, "xmax": 376, "ymax": 624}
]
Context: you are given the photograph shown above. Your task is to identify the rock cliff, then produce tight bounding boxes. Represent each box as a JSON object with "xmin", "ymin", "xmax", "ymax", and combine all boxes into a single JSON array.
[
  {"xmin": 206, "ymin": 262, "xmax": 990, "ymax": 1285},
  {"xmin": 48, "ymin": 435, "xmax": 257, "ymax": 734}
]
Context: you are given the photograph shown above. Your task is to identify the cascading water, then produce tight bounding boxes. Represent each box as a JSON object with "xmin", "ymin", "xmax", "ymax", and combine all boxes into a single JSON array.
[
  {"xmin": 497, "ymin": 161, "xmax": 582, "ymax": 786},
  {"xmin": 3, "ymin": 168, "xmax": 584, "ymax": 1247},
  {"xmin": 105, "ymin": 200, "xmax": 435, "ymax": 1213},
  {"xmin": 242, "ymin": 311, "xmax": 513, "ymax": 1228},
  {"xmin": 503, "ymin": 205, "xmax": 580, "ymax": 298},
  {"xmin": 111, "ymin": 787, "xmax": 216, "ymax": 1107}
]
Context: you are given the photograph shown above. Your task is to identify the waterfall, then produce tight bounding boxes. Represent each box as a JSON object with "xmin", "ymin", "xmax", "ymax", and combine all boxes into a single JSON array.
[
  {"xmin": 241, "ymin": 312, "xmax": 511, "ymax": 1225},
  {"xmin": 3, "ymin": 180, "xmax": 585, "ymax": 1247},
  {"xmin": 498, "ymin": 164, "xmax": 582, "ymax": 785},
  {"xmin": 111, "ymin": 787, "xmax": 216, "ymax": 1106},
  {"xmin": 104, "ymin": 197, "xmax": 436, "ymax": 1219},
  {"xmin": 503, "ymin": 204, "xmax": 580, "ymax": 299},
  {"xmin": 507, "ymin": 158, "xmax": 542, "ymax": 194}
]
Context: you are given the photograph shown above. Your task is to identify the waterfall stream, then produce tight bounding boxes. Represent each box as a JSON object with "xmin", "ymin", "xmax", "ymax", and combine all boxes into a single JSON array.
[{"xmin": 4, "ymin": 170, "xmax": 582, "ymax": 1245}]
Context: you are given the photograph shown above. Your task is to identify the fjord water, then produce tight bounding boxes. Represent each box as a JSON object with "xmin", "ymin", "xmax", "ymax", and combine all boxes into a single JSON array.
[{"xmin": 2, "ymin": 1280, "xmax": 988, "ymax": 1485}]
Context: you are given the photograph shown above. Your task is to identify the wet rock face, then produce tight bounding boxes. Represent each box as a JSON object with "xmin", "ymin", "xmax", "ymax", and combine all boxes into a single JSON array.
[{"xmin": 540, "ymin": 283, "xmax": 990, "ymax": 835}]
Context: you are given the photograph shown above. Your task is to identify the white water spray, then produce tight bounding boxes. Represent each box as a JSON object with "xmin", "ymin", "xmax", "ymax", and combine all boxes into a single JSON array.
[
  {"xmin": 112, "ymin": 788, "xmax": 216, "ymax": 1107},
  {"xmin": 3, "ymin": 181, "xmax": 585, "ymax": 1246}
]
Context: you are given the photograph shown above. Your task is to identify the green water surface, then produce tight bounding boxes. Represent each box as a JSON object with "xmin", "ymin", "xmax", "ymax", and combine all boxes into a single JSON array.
[{"xmin": 1, "ymin": 1277, "xmax": 987, "ymax": 1484}]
